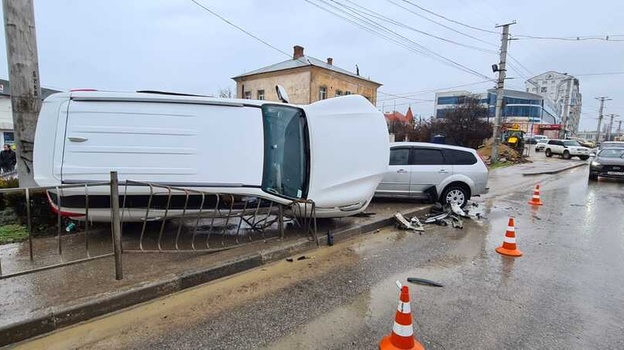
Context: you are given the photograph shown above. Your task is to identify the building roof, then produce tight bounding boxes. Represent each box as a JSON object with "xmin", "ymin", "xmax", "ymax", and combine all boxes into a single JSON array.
[
  {"xmin": 232, "ymin": 55, "xmax": 381, "ymax": 85},
  {"xmin": 384, "ymin": 110, "xmax": 413, "ymax": 124},
  {"xmin": 0, "ymin": 78, "xmax": 60, "ymax": 99}
]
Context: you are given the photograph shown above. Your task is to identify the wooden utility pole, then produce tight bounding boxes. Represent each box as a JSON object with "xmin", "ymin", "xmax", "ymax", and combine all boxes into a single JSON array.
[
  {"xmin": 491, "ymin": 21, "xmax": 515, "ymax": 164},
  {"xmin": 3, "ymin": 0, "xmax": 41, "ymax": 187}
]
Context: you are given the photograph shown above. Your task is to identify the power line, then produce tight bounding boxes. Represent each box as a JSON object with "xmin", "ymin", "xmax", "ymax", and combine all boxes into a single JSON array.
[
  {"xmin": 513, "ymin": 34, "xmax": 624, "ymax": 42},
  {"xmin": 385, "ymin": 0, "xmax": 498, "ymax": 48},
  {"xmin": 343, "ymin": 0, "xmax": 498, "ymax": 54},
  {"xmin": 189, "ymin": 0, "xmax": 291, "ymax": 58},
  {"xmin": 397, "ymin": 0, "xmax": 499, "ymax": 34},
  {"xmin": 377, "ymin": 80, "xmax": 493, "ymax": 102},
  {"xmin": 572, "ymin": 71, "xmax": 624, "ymax": 77},
  {"xmin": 305, "ymin": 0, "xmax": 493, "ymax": 80}
]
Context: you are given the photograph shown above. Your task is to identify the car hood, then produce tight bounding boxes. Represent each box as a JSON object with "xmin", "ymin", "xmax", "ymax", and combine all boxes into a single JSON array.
[{"xmin": 302, "ymin": 95, "xmax": 389, "ymax": 208}]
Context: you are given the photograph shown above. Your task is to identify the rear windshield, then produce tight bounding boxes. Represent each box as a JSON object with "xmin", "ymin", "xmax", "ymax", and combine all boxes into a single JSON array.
[{"xmin": 261, "ymin": 105, "xmax": 309, "ymax": 199}]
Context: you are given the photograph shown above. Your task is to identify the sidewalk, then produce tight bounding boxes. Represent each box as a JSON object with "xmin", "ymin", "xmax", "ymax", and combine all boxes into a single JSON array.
[{"xmin": 0, "ymin": 156, "xmax": 586, "ymax": 346}]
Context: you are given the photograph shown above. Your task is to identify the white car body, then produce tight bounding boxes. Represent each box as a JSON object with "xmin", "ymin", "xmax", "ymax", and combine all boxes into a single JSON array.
[
  {"xmin": 535, "ymin": 138, "xmax": 550, "ymax": 151},
  {"xmin": 544, "ymin": 139, "xmax": 590, "ymax": 159},
  {"xmin": 33, "ymin": 91, "xmax": 389, "ymax": 221},
  {"xmin": 374, "ymin": 142, "xmax": 489, "ymax": 207}
]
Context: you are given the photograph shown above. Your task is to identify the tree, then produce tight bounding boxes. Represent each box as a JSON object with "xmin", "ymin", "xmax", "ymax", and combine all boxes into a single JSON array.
[
  {"xmin": 217, "ymin": 87, "xmax": 233, "ymax": 98},
  {"xmin": 434, "ymin": 95, "xmax": 492, "ymax": 148}
]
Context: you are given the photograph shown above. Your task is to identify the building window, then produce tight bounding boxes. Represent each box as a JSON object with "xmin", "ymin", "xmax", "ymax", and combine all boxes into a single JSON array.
[
  {"xmin": 541, "ymin": 87, "xmax": 547, "ymax": 93},
  {"xmin": 244, "ymin": 91, "xmax": 251, "ymax": 99},
  {"xmin": 335, "ymin": 90, "xmax": 343, "ymax": 97},
  {"xmin": 319, "ymin": 86, "xmax": 327, "ymax": 100},
  {"xmin": 345, "ymin": 91, "xmax": 352, "ymax": 95},
  {"xmin": 3, "ymin": 132, "xmax": 14, "ymax": 145},
  {"xmin": 532, "ymin": 88, "xmax": 537, "ymax": 92},
  {"xmin": 257, "ymin": 90, "xmax": 265, "ymax": 100}
]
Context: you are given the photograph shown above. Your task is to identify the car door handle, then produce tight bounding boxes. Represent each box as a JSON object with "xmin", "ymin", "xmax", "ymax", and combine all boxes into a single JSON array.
[
  {"xmin": 397, "ymin": 169, "xmax": 408, "ymax": 174},
  {"xmin": 438, "ymin": 169, "xmax": 449, "ymax": 173},
  {"xmin": 68, "ymin": 136, "xmax": 88, "ymax": 142}
]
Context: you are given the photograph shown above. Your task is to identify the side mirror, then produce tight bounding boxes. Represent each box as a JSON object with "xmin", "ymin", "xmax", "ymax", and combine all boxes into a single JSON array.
[{"xmin": 275, "ymin": 85, "xmax": 290, "ymax": 103}]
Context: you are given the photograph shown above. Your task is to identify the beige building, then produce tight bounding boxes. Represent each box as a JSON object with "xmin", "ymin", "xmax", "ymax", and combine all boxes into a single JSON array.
[{"xmin": 232, "ymin": 45, "xmax": 381, "ymax": 104}]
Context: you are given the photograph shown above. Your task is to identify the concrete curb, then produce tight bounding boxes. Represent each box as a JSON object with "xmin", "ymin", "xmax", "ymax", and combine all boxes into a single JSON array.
[
  {"xmin": 0, "ymin": 206, "xmax": 429, "ymax": 347},
  {"xmin": 522, "ymin": 162, "xmax": 588, "ymax": 176}
]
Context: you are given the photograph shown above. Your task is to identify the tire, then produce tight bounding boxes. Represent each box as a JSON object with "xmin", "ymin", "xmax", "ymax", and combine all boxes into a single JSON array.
[
  {"xmin": 579, "ymin": 156, "xmax": 589, "ymax": 160},
  {"xmin": 562, "ymin": 150, "xmax": 571, "ymax": 159},
  {"xmin": 589, "ymin": 173, "xmax": 598, "ymax": 181},
  {"xmin": 441, "ymin": 185, "xmax": 469, "ymax": 208},
  {"xmin": 545, "ymin": 149, "xmax": 552, "ymax": 157}
]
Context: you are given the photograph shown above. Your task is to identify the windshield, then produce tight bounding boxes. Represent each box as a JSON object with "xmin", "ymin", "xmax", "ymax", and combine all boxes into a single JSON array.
[
  {"xmin": 261, "ymin": 105, "xmax": 309, "ymax": 199},
  {"xmin": 598, "ymin": 148, "xmax": 624, "ymax": 158},
  {"xmin": 563, "ymin": 140, "xmax": 581, "ymax": 147}
]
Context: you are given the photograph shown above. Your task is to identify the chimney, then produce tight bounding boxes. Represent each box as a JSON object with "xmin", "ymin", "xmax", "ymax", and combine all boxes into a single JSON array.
[
  {"xmin": 293, "ymin": 45, "xmax": 304, "ymax": 59},
  {"xmin": 327, "ymin": 57, "xmax": 333, "ymax": 65}
]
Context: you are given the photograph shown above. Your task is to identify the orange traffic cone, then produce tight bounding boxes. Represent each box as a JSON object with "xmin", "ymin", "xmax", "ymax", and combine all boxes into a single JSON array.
[
  {"xmin": 496, "ymin": 217, "xmax": 523, "ymax": 257},
  {"xmin": 528, "ymin": 184, "xmax": 543, "ymax": 206},
  {"xmin": 380, "ymin": 286, "xmax": 425, "ymax": 350}
]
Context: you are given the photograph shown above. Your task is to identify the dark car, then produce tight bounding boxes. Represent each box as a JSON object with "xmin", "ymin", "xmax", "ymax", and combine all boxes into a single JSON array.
[{"xmin": 589, "ymin": 147, "xmax": 624, "ymax": 180}]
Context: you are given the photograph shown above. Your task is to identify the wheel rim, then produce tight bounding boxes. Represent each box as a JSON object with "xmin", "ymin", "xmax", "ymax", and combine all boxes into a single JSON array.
[{"xmin": 445, "ymin": 189, "xmax": 465, "ymax": 206}]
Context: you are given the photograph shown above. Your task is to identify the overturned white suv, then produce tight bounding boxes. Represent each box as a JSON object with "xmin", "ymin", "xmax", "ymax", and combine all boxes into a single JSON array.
[{"xmin": 544, "ymin": 139, "xmax": 590, "ymax": 160}]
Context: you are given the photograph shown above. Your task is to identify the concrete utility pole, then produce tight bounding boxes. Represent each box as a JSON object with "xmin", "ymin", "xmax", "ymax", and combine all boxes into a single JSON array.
[
  {"xmin": 3, "ymin": 0, "xmax": 41, "ymax": 187},
  {"xmin": 595, "ymin": 97, "xmax": 611, "ymax": 143},
  {"xmin": 617, "ymin": 120, "xmax": 622, "ymax": 139},
  {"xmin": 491, "ymin": 21, "xmax": 515, "ymax": 164},
  {"xmin": 606, "ymin": 114, "xmax": 617, "ymax": 141}
]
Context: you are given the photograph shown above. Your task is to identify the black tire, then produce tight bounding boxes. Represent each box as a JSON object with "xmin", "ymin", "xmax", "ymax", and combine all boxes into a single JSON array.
[
  {"xmin": 563, "ymin": 150, "xmax": 571, "ymax": 159},
  {"xmin": 545, "ymin": 149, "xmax": 552, "ymax": 157},
  {"xmin": 441, "ymin": 184, "xmax": 469, "ymax": 208},
  {"xmin": 579, "ymin": 156, "xmax": 589, "ymax": 160},
  {"xmin": 589, "ymin": 173, "xmax": 598, "ymax": 181}
]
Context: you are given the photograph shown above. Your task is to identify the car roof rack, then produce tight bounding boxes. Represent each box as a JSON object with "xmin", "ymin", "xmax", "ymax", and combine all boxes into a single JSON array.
[{"xmin": 136, "ymin": 90, "xmax": 212, "ymax": 98}]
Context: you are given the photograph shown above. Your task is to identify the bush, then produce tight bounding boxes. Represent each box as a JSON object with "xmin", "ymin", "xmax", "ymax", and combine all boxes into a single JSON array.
[
  {"xmin": 1, "ymin": 180, "xmax": 59, "ymax": 236},
  {"xmin": 0, "ymin": 224, "xmax": 29, "ymax": 244}
]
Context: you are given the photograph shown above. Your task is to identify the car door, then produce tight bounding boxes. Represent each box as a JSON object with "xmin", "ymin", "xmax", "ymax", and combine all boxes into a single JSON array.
[
  {"xmin": 409, "ymin": 147, "xmax": 450, "ymax": 197},
  {"xmin": 376, "ymin": 147, "xmax": 411, "ymax": 197}
]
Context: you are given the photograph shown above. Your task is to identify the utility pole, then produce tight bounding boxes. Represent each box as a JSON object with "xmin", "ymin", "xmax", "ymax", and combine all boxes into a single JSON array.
[
  {"xmin": 606, "ymin": 114, "xmax": 616, "ymax": 141},
  {"xmin": 3, "ymin": 0, "xmax": 41, "ymax": 187},
  {"xmin": 617, "ymin": 120, "xmax": 622, "ymax": 139},
  {"xmin": 491, "ymin": 21, "xmax": 515, "ymax": 164},
  {"xmin": 595, "ymin": 97, "xmax": 611, "ymax": 143}
]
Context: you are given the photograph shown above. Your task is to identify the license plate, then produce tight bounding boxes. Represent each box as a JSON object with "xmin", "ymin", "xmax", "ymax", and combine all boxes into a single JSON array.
[{"xmin": 607, "ymin": 172, "xmax": 624, "ymax": 175}]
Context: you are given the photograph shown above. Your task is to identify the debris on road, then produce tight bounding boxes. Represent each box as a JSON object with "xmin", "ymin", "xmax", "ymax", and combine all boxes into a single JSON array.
[
  {"xmin": 407, "ymin": 277, "xmax": 444, "ymax": 288},
  {"xmin": 394, "ymin": 212, "xmax": 425, "ymax": 232},
  {"xmin": 394, "ymin": 201, "xmax": 484, "ymax": 233}
]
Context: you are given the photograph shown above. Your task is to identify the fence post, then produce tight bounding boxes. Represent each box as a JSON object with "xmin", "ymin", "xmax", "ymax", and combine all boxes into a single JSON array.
[{"xmin": 110, "ymin": 171, "xmax": 123, "ymax": 280}]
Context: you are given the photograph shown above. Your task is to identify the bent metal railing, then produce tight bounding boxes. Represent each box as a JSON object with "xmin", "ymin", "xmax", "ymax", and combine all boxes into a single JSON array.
[{"xmin": 0, "ymin": 172, "xmax": 317, "ymax": 280}]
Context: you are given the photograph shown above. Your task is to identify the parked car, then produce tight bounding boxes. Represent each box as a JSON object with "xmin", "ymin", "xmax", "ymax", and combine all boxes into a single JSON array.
[
  {"xmin": 34, "ymin": 89, "xmax": 390, "ymax": 221},
  {"xmin": 525, "ymin": 135, "xmax": 548, "ymax": 145},
  {"xmin": 589, "ymin": 147, "xmax": 624, "ymax": 180},
  {"xmin": 374, "ymin": 142, "xmax": 489, "ymax": 207},
  {"xmin": 568, "ymin": 137, "xmax": 596, "ymax": 149},
  {"xmin": 597, "ymin": 141, "xmax": 624, "ymax": 150},
  {"xmin": 544, "ymin": 139, "xmax": 590, "ymax": 160},
  {"xmin": 534, "ymin": 138, "xmax": 550, "ymax": 152}
]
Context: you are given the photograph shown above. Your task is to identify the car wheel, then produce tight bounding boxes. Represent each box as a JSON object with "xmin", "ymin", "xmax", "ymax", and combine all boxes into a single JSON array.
[
  {"xmin": 589, "ymin": 173, "xmax": 598, "ymax": 181},
  {"xmin": 562, "ymin": 150, "xmax": 571, "ymax": 159},
  {"xmin": 545, "ymin": 149, "xmax": 552, "ymax": 157},
  {"xmin": 579, "ymin": 156, "xmax": 589, "ymax": 160},
  {"xmin": 441, "ymin": 185, "xmax": 469, "ymax": 208}
]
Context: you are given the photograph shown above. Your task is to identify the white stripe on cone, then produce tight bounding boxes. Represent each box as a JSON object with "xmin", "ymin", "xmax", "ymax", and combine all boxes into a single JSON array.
[
  {"xmin": 392, "ymin": 322, "xmax": 414, "ymax": 337},
  {"xmin": 507, "ymin": 226, "xmax": 515, "ymax": 231},
  {"xmin": 397, "ymin": 301, "xmax": 411, "ymax": 313},
  {"xmin": 504, "ymin": 236, "xmax": 516, "ymax": 244}
]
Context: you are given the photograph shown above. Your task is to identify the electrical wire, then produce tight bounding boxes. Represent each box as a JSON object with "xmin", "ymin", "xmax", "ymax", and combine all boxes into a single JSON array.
[
  {"xmin": 377, "ymin": 80, "xmax": 494, "ymax": 102},
  {"xmin": 305, "ymin": 0, "xmax": 493, "ymax": 80},
  {"xmin": 513, "ymin": 34, "xmax": 624, "ymax": 42},
  {"xmin": 397, "ymin": 0, "xmax": 499, "ymax": 34}
]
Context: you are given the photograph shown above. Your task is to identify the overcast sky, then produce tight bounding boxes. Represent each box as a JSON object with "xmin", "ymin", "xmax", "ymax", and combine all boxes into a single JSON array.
[{"xmin": 1, "ymin": 0, "xmax": 623, "ymax": 131}]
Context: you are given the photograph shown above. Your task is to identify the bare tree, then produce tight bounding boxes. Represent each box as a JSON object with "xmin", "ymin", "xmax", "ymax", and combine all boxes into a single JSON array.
[{"xmin": 217, "ymin": 87, "xmax": 233, "ymax": 98}]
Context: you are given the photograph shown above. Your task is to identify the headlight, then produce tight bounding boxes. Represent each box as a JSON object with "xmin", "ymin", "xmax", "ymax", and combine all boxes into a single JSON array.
[{"xmin": 591, "ymin": 161, "xmax": 602, "ymax": 168}]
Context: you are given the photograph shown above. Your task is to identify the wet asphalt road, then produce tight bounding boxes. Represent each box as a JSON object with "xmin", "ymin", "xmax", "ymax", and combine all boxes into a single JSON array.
[{"xmin": 15, "ymin": 165, "xmax": 624, "ymax": 350}]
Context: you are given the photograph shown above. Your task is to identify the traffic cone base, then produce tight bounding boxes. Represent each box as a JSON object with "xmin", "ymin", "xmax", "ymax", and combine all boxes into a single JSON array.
[
  {"xmin": 380, "ymin": 335, "xmax": 425, "ymax": 350},
  {"xmin": 496, "ymin": 246, "xmax": 523, "ymax": 257}
]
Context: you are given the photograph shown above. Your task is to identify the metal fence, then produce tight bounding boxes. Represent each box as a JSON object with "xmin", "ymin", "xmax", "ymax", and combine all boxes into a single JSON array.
[{"xmin": 0, "ymin": 172, "xmax": 317, "ymax": 280}]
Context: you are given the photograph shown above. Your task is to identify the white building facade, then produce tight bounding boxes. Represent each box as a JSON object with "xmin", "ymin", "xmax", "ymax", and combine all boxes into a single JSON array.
[{"xmin": 525, "ymin": 71, "xmax": 582, "ymax": 137}]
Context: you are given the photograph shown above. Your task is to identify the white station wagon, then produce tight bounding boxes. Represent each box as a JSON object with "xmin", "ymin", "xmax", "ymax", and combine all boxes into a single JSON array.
[{"xmin": 375, "ymin": 142, "xmax": 489, "ymax": 207}]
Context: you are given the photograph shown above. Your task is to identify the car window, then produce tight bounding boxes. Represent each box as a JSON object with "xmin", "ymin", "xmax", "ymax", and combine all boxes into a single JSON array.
[
  {"xmin": 444, "ymin": 149, "xmax": 477, "ymax": 165},
  {"xmin": 547, "ymin": 140, "xmax": 555, "ymax": 145},
  {"xmin": 389, "ymin": 148, "xmax": 410, "ymax": 165},
  {"xmin": 412, "ymin": 148, "xmax": 445, "ymax": 165},
  {"xmin": 563, "ymin": 140, "xmax": 580, "ymax": 147},
  {"xmin": 598, "ymin": 148, "xmax": 624, "ymax": 158}
]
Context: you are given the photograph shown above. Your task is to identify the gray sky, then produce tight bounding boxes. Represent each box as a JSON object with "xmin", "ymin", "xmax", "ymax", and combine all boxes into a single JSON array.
[{"xmin": 1, "ymin": 0, "xmax": 623, "ymax": 131}]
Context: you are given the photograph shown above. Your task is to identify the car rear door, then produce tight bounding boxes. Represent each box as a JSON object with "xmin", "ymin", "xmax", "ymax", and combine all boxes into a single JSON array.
[
  {"xmin": 409, "ymin": 147, "xmax": 450, "ymax": 197},
  {"xmin": 376, "ymin": 147, "xmax": 411, "ymax": 196}
]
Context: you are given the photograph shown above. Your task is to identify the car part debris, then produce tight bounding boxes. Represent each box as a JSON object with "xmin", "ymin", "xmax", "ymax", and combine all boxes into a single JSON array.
[
  {"xmin": 394, "ymin": 212, "xmax": 425, "ymax": 232},
  {"xmin": 424, "ymin": 212, "xmax": 449, "ymax": 224},
  {"xmin": 448, "ymin": 214, "xmax": 463, "ymax": 229},
  {"xmin": 407, "ymin": 277, "xmax": 444, "ymax": 287},
  {"xmin": 450, "ymin": 202, "xmax": 469, "ymax": 217}
]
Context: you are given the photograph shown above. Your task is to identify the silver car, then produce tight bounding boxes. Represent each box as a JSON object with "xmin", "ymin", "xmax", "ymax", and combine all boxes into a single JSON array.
[{"xmin": 375, "ymin": 142, "xmax": 489, "ymax": 207}]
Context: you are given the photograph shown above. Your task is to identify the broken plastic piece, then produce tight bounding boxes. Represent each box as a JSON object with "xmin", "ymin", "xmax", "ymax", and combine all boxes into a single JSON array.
[
  {"xmin": 450, "ymin": 202, "xmax": 469, "ymax": 217},
  {"xmin": 407, "ymin": 277, "xmax": 444, "ymax": 287},
  {"xmin": 394, "ymin": 212, "xmax": 425, "ymax": 232}
]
